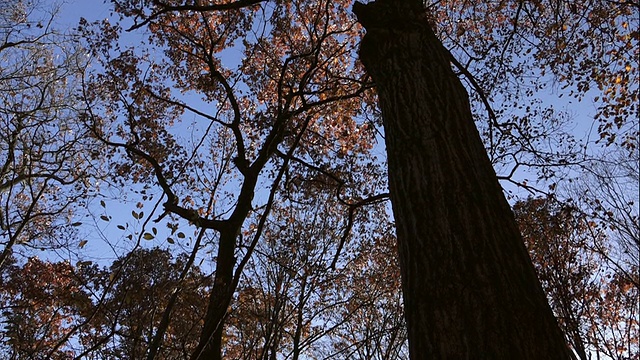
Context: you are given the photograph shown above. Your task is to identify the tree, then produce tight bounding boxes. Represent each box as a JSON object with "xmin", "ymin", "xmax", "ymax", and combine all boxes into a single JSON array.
[
  {"xmin": 80, "ymin": 1, "xmax": 386, "ymax": 358},
  {"xmin": 515, "ymin": 196, "xmax": 639, "ymax": 360},
  {"xmin": 0, "ymin": 0, "xmax": 101, "ymax": 269},
  {"xmin": 83, "ymin": 247, "xmax": 212, "ymax": 359},
  {"xmin": 353, "ymin": 0, "xmax": 571, "ymax": 357},
  {"xmin": 0, "ymin": 256, "xmax": 95, "ymax": 359},
  {"xmin": 0, "ymin": 248, "xmax": 213, "ymax": 359}
]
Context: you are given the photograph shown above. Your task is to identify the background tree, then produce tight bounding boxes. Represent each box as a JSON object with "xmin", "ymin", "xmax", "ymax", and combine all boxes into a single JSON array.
[
  {"xmin": 0, "ymin": 0, "xmax": 101, "ymax": 269},
  {"xmin": 223, "ymin": 190, "xmax": 404, "ymax": 359},
  {"xmin": 515, "ymin": 196, "xmax": 639, "ymax": 360},
  {"xmin": 80, "ymin": 247, "xmax": 212, "ymax": 359},
  {"xmin": 0, "ymin": 256, "xmax": 95, "ymax": 359},
  {"xmin": 0, "ymin": 248, "xmax": 210, "ymax": 359},
  {"xmin": 569, "ymin": 147, "xmax": 639, "ymax": 288}
]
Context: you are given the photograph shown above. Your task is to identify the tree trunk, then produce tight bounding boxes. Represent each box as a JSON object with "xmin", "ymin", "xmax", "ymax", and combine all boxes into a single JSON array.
[
  {"xmin": 190, "ymin": 164, "xmax": 261, "ymax": 359},
  {"xmin": 353, "ymin": 1, "xmax": 572, "ymax": 358},
  {"xmin": 190, "ymin": 230, "xmax": 236, "ymax": 360}
]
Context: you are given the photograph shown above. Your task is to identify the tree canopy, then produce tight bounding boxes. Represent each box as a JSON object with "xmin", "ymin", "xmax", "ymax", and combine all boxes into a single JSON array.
[{"xmin": 0, "ymin": 0, "xmax": 637, "ymax": 359}]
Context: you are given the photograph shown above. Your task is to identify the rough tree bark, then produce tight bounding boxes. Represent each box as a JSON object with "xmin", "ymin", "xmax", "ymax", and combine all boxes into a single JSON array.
[{"xmin": 353, "ymin": 0, "xmax": 573, "ymax": 358}]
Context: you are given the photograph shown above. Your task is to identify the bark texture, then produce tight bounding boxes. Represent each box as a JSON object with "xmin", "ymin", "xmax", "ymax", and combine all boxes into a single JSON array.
[{"xmin": 353, "ymin": 1, "xmax": 573, "ymax": 358}]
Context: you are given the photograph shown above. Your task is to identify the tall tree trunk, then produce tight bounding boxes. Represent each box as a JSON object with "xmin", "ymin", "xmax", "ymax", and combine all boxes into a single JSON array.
[
  {"xmin": 190, "ymin": 230, "xmax": 236, "ymax": 360},
  {"xmin": 190, "ymin": 164, "xmax": 261, "ymax": 359},
  {"xmin": 353, "ymin": 1, "xmax": 572, "ymax": 358}
]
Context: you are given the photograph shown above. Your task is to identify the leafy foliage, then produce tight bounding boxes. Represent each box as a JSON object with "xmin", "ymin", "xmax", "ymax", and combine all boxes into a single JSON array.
[{"xmin": 0, "ymin": 0, "xmax": 637, "ymax": 358}]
